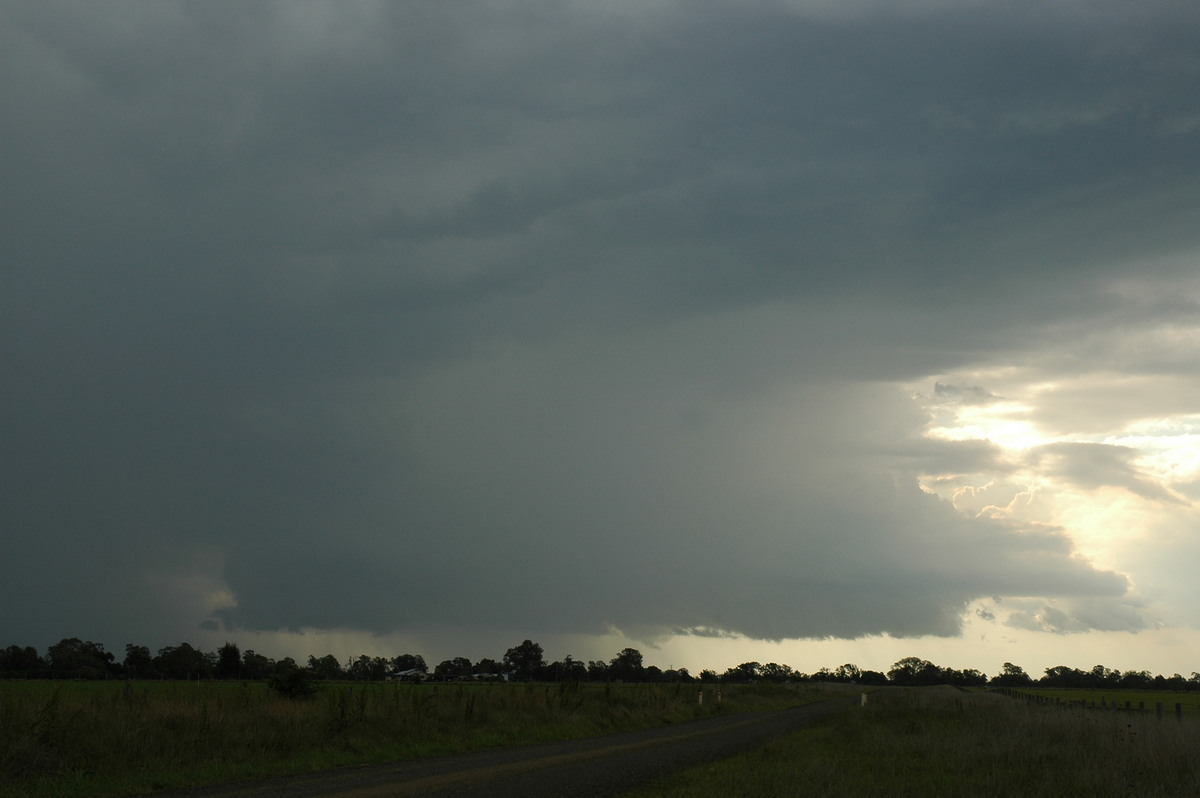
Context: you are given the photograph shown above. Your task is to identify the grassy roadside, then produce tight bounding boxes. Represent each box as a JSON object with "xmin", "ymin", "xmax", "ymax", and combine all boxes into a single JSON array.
[
  {"xmin": 0, "ymin": 680, "xmax": 834, "ymax": 798},
  {"xmin": 626, "ymin": 686, "xmax": 1200, "ymax": 797}
]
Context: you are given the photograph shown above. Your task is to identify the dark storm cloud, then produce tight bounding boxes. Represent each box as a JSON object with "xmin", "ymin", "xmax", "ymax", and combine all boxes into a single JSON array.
[{"xmin": 3, "ymin": 0, "xmax": 1195, "ymax": 649}]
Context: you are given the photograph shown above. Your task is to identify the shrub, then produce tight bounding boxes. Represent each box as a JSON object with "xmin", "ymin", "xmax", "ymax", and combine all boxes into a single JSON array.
[{"xmin": 268, "ymin": 669, "xmax": 319, "ymax": 699}]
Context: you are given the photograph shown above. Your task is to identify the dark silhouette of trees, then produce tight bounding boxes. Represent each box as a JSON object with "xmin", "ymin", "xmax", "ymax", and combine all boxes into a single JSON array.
[
  {"xmin": 347, "ymin": 654, "xmax": 390, "ymax": 681},
  {"xmin": 155, "ymin": 643, "xmax": 214, "ymax": 680},
  {"xmin": 991, "ymin": 662, "xmax": 1033, "ymax": 687},
  {"xmin": 216, "ymin": 642, "xmax": 241, "ymax": 679},
  {"xmin": 0, "ymin": 645, "xmax": 45, "ymax": 678},
  {"xmin": 662, "ymin": 667, "xmax": 694, "ymax": 683},
  {"xmin": 721, "ymin": 662, "xmax": 761, "ymax": 682},
  {"xmin": 434, "ymin": 657, "xmax": 473, "ymax": 680},
  {"xmin": 1087, "ymin": 664, "xmax": 1121, "ymax": 688},
  {"xmin": 887, "ymin": 657, "xmax": 940, "ymax": 685},
  {"xmin": 123, "ymin": 644, "xmax": 155, "ymax": 679},
  {"xmin": 1120, "ymin": 669, "xmax": 1154, "ymax": 689},
  {"xmin": 609, "ymin": 648, "xmax": 645, "ymax": 681},
  {"xmin": 942, "ymin": 667, "xmax": 987, "ymax": 687},
  {"xmin": 9, "ymin": 633, "xmax": 1200, "ymax": 693},
  {"xmin": 275, "ymin": 656, "xmax": 300, "ymax": 675},
  {"xmin": 47, "ymin": 638, "xmax": 116, "ymax": 679},
  {"xmin": 859, "ymin": 670, "xmax": 889, "ymax": 685},
  {"xmin": 308, "ymin": 654, "xmax": 344, "ymax": 680},
  {"xmin": 390, "ymin": 654, "xmax": 427, "ymax": 674},
  {"xmin": 759, "ymin": 663, "xmax": 794, "ymax": 682},
  {"xmin": 883, "ymin": 657, "xmax": 984, "ymax": 687},
  {"xmin": 833, "ymin": 663, "xmax": 862, "ymax": 682},
  {"xmin": 473, "ymin": 657, "xmax": 501, "ymax": 676},
  {"xmin": 551, "ymin": 655, "xmax": 586, "ymax": 682},
  {"xmin": 238, "ymin": 650, "xmax": 274, "ymax": 680},
  {"xmin": 503, "ymin": 639, "xmax": 544, "ymax": 681}
]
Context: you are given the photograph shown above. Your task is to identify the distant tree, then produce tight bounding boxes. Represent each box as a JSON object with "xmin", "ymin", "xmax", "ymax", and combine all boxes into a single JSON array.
[
  {"xmin": 553, "ymin": 655, "xmax": 586, "ymax": 682},
  {"xmin": 1120, "ymin": 670, "xmax": 1153, "ymax": 689},
  {"xmin": 759, "ymin": 663, "xmax": 794, "ymax": 682},
  {"xmin": 1087, "ymin": 664, "xmax": 1120, "ymax": 688},
  {"xmin": 390, "ymin": 654, "xmax": 427, "ymax": 674},
  {"xmin": 123, "ymin": 644, "xmax": 156, "ymax": 679},
  {"xmin": 48, "ymin": 638, "xmax": 115, "ymax": 679},
  {"xmin": 308, "ymin": 654, "xmax": 344, "ymax": 680},
  {"xmin": 659, "ymin": 667, "xmax": 694, "ymax": 683},
  {"xmin": 644, "ymin": 665, "xmax": 663, "ymax": 682},
  {"xmin": 958, "ymin": 668, "xmax": 988, "ymax": 687},
  {"xmin": 473, "ymin": 657, "xmax": 501, "ymax": 676},
  {"xmin": 990, "ymin": 662, "xmax": 1032, "ymax": 687},
  {"xmin": 216, "ymin": 642, "xmax": 241, "ymax": 679},
  {"xmin": 609, "ymin": 648, "xmax": 645, "ymax": 681},
  {"xmin": 859, "ymin": 670, "xmax": 889, "ymax": 686},
  {"xmin": 434, "ymin": 657, "xmax": 473, "ymax": 680},
  {"xmin": 503, "ymin": 640, "xmax": 544, "ymax": 681},
  {"xmin": 344, "ymin": 655, "xmax": 390, "ymax": 681},
  {"xmin": 155, "ymin": 643, "xmax": 214, "ymax": 680},
  {"xmin": 0, "ymin": 644, "xmax": 45, "ymax": 677},
  {"xmin": 366, "ymin": 656, "xmax": 390, "ymax": 680},
  {"xmin": 722, "ymin": 662, "xmax": 761, "ymax": 682},
  {"xmin": 241, "ymin": 649, "xmax": 274, "ymax": 680},
  {"xmin": 1165, "ymin": 673, "xmax": 1188, "ymax": 691},
  {"xmin": 698, "ymin": 669, "xmax": 719, "ymax": 683},
  {"xmin": 888, "ymin": 657, "xmax": 939, "ymax": 685},
  {"xmin": 1041, "ymin": 665, "xmax": 1084, "ymax": 687},
  {"xmin": 274, "ymin": 657, "xmax": 299, "ymax": 676},
  {"xmin": 347, "ymin": 654, "xmax": 375, "ymax": 681},
  {"xmin": 833, "ymin": 663, "xmax": 862, "ymax": 683},
  {"xmin": 587, "ymin": 660, "xmax": 609, "ymax": 681},
  {"xmin": 939, "ymin": 667, "xmax": 986, "ymax": 687}
]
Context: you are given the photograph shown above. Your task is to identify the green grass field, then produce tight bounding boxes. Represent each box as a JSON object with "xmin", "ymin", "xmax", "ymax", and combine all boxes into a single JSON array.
[
  {"xmin": 1000, "ymin": 687, "xmax": 1200, "ymax": 717},
  {"xmin": 0, "ymin": 680, "xmax": 833, "ymax": 798},
  {"xmin": 628, "ymin": 686, "xmax": 1200, "ymax": 797}
]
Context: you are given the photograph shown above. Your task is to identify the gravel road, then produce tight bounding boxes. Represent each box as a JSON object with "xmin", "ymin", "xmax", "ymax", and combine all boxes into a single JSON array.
[{"xmin": 149, "ymin": 696, "xmax": 854, "ymax": 798}]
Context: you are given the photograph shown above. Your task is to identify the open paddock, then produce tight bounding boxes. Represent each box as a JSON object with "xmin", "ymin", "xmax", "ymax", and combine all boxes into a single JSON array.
[
  {"xmin": 0, "ymin": 679, "xmax": 841, "ymax": 798},
  {"xmin": 992, "ymin": 687, "xmax": 1200, "ymax": 719}
]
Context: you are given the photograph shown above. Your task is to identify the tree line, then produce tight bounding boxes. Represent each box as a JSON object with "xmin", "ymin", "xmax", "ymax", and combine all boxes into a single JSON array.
[{"xmin": 2, "ymin": 638, "xmax": 1198, "ymax": 691}]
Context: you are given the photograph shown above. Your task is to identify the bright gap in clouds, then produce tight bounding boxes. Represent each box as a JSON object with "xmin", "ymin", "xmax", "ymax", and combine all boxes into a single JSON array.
[
  {"xmin": 1111, "ymin": 416, "xmax": 1200, "ymax": 487},
  {"xmin": 909, "ymin": 358, "xmax": 1200, "ymax": 634},
  {"xmin": 924, "ymin": 390, "xmax": 1046, "ymax": 451}
]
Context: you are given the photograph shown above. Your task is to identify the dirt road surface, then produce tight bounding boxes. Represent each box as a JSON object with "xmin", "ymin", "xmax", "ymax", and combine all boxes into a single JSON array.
[{"xmin": 150, "ymin": 696, "xmax": 854, "ymax": 798}]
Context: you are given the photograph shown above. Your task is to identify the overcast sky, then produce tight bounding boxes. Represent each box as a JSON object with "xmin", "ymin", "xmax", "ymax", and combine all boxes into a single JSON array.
[{"xmin": 4, "ymin": 0, "xmax": 1200, "ymax": 677}]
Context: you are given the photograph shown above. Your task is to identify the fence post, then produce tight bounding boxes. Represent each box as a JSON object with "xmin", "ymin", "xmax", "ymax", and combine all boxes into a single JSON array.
[
  {"xmin": 1156, "ymin": 702, "xmax": 1164, "ymax": 719},
  {"xmin": 1176, "ymin": 703, "xmax": 1183, "ymax": 721}
]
